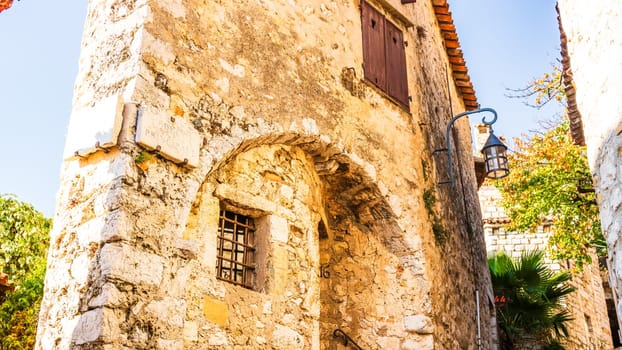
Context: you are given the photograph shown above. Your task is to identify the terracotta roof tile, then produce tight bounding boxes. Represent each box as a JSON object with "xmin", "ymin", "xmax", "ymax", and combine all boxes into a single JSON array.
[
  {"xmin": 453, "ymin": 72, "xmax": 471, "ymax": 82},
  {"xmin": 557, "ymin": 5, "xmax": 585, "ymax": 145},
  {"xmin": 433, "ymin": 0, "xmax": 479, "ymax": 110},
  {"xmin": 451, "ymin": 62, "xmax": 468, "ymax": 72},
  {"xmin": 444, "ymin": 39, "xmax": 460, "ymax": 49},
  {"xmin": 448, "ymin": 55, "xmax": 465, "ymax": 65},
  {"xmin": 436, "ymin": 14, "xmax": 453, "ymax": 24}
]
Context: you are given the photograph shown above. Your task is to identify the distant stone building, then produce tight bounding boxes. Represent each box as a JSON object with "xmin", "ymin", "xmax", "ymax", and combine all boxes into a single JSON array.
[
  {"xmin": 479, "ymin": 182, "xmax": 613, "ymax": 349},
  {"xmin": 36, "ymin": 0, "xmax": 496, "ymax": 349},
  {"xmin": 557, "ymin": 1, "xmax": 622, "ymax": 345}
]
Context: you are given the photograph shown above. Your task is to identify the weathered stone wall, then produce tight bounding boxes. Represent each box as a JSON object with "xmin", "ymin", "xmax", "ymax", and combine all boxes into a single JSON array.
[
  {"xmin": 557, "ymin": 0, "xmax": 622, "ymax": 332},
  {"xmin": 479, "ymin": 184, "xmax": 613, "ymax": 349},
  {"xmin": 37, "ymin": 0, "xmax": 494, "ymax": 349}
]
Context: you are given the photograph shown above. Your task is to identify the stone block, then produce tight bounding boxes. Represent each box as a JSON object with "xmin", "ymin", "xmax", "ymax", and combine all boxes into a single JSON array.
[
  {"xmin": 146, "ymin": 297, "xmax": 186, "ymax": 328},
  {"xmin": 88, "ymin": 283, "xmax": 125, "ymax": 308},
  {"xmin": 271, "ymin": 246, "xmax": 290, "ymax": 294},
  {"xmin": 203, "ymin": 296, "xmax": 228, "ymax": 326},
  {"xmin": 70, "ymin": 252, "xmax": 94, "ymax": 287},
  {"xmin": 136, "ymin": 108, "xmax": 201, "ymax": 167},
  {"xmin": 272, "ymin": 325, "xmax": 304, "ymax": 349},
  {"xmin": 401, "ymin": 336, "xmax": 434, "ymax": 350},
  {"xmin": 99, "ymin": 210, "xmax": 134, "ymax": 243},
  {"xmin": 72, "ymin": 308, "xmax": 119, "ymax": 345},
  {"xmin": 63, "ymin": 94, "xmax": 124, "ymax": 159},
  {"xmin": 269, "ymin": 215, "xmax": 289, "ymax": 243},
  {"xmin": 263, "ymin": 301, "xmax": 273, "ymax": 315},
  {"xmin": 404, "ymin": 314, "xmax": 433, "ymax": 334},
  {"xmin": 157, "ymin": 339, "xmax": 183, "ymax": 350},
  {"xmin": 214, "ymin": 183, "xmax": 277, "ymax": 213},
  {"xmin": 376, "ymin": 336, "xmax": 401, "ymax": 349},
  {"xmin": 183, "ymin": 321, "xmax": 198, "ymax": 342},
  {"xmin": 402, "ymin": 335, "xmax": 434, "ymax": 350},
  {"xmin": 75, "ymin": 216, "xmax": 108, "ymax": 248},
  {"xmin": 175, "ymin": 238, "xmax": 199, "ymax": 259},
  {"xmin": 100, "ymin": 243, "xmax": 164, "ymax": 287},
  {"xmin": 208, "ymin": 329, "xmax": 229, "ymax": 346}
]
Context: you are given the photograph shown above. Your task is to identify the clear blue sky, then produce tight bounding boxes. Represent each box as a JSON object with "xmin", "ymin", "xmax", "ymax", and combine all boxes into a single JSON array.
[
  {"xmin": 0, "ymin": 2, "xmax": 87, "ymax": 217},
  {"xmin": 0, "ymin": 1, "xmax": 561, "ymax": 217},
  {"xmin": 451, "ymin": 0, "xmax": 563, "ymax": 139}
]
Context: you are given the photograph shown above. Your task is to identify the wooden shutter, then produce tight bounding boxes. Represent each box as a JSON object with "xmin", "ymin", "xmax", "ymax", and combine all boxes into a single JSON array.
[
  {"xmin": 385, "ymin": 20, "xmax": 409, "ymax": 107},
  {"xmin": 361, "ymin": 1, "xmax": 386, "ymax": 91}
]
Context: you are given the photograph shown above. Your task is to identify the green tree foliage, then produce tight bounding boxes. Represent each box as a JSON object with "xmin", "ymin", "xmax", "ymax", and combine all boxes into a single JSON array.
[
  {"xmin": 0, "ymin": 194, "xmax": 51, "ymax": 350},
  {"xmin": 496, "ymin": 121, "xmax": 602, "ymax": 268},
  {"xmin": 497, "ymin": 66, "xmax": 603, "ymax": 268},
  {"xmin": 489, "ymin": 251, "xmax": 575, "ymax": 349}
]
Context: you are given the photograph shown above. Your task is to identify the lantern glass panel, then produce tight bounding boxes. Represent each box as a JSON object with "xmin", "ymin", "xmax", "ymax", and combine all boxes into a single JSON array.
[{"xmin": 483, "ymin": 145, "xmax": 509, "ymax": 179}]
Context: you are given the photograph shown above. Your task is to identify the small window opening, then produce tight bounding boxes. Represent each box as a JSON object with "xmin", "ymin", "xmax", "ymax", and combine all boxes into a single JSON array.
[
  {"xmin": 585, "ymin": 314, "xmax": 593, "ymax": 333},
  {"xmin": 216, "ymin": 210, "xmax": 256, "ymax": 289}
]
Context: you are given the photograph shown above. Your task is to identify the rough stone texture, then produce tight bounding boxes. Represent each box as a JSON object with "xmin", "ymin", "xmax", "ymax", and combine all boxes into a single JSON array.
[
  {"xmin": 479, "ymin": 183, "xmax": 613, "ymax": 349},
  {"xmin": 36, "ymin": 0, "xmax": 494, "ymax": 349},
  {"xmin": 557, "ymin": 0, "xmax": 622, "ymax": 335}
]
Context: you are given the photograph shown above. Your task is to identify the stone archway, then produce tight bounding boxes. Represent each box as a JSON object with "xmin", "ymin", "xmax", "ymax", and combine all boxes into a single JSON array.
[
  {"xmin": 180, "ymin": 132, "xmax": 433, "ymax": 349},
  {"xmin": 316, "ymin": 154, "xmax": 432, "ymax": 349}
]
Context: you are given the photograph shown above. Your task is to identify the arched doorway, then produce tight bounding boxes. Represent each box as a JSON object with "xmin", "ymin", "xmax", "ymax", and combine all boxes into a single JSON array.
[{"xmin": 182, "ymin": 133, "xmax": 433, "ymax": 349}]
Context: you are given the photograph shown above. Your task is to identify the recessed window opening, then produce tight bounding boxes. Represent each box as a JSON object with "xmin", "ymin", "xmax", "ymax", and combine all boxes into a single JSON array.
[
  {"xmin": 585, "ymin": 314, "xmax": 593, "ymax": 333},
  {"xmin": 216, "ymin": 210, "xmax": 256, "ymax": 289}
]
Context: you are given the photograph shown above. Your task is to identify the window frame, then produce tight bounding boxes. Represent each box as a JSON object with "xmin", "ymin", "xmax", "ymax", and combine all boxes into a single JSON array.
[{"xmin": 215, "ymin": 209, "xmax": 256, "ymax": 289}]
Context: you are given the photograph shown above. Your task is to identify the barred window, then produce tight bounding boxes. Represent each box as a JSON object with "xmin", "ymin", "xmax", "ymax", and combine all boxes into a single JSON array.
[{"xmin": 216, "ymin": 210, "xmax": 256, "ymax": 289}]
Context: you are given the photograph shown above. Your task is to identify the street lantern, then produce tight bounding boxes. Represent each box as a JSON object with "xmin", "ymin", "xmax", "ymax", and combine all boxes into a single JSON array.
[
  {"xmin": 481, "ymin": 131, "xmax": 509, "ymax": 179},
  {"xmin": 437, "ymin": 107, "xmax": 509, "ymax": 187}
]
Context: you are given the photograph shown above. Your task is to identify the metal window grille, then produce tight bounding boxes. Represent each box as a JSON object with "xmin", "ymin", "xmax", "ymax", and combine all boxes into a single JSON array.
[{"xmin": 216, "ymin": 210, "xmax": 255, "ymax": 289}]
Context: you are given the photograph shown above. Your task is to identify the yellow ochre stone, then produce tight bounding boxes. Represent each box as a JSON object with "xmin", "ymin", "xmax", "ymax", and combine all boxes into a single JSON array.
[{"xmin": 203, "ymin": 297, "xmax": 228, "ymax": 326}]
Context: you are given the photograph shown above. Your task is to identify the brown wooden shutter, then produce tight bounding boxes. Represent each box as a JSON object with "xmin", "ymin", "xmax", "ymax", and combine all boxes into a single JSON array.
[
  {"xmin": 385, "ymin": 20, "xmax": 409, "ymax": 107},
  {"xmin": 361, "ymin": 1, "xmax": 386, "ymax": 91}
]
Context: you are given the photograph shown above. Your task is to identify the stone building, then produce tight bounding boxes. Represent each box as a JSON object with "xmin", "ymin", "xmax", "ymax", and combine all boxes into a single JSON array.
[
  {"xmin": 478, "ymin": 182, "xmax": 613, "ymax": 349},
  {"xmin": 557, "ymin": 0, "xmax": 622, "ymax": 344},
  {"xmin": 36, "ymin": 0, "xmax": 496, "ymax": 349}
]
